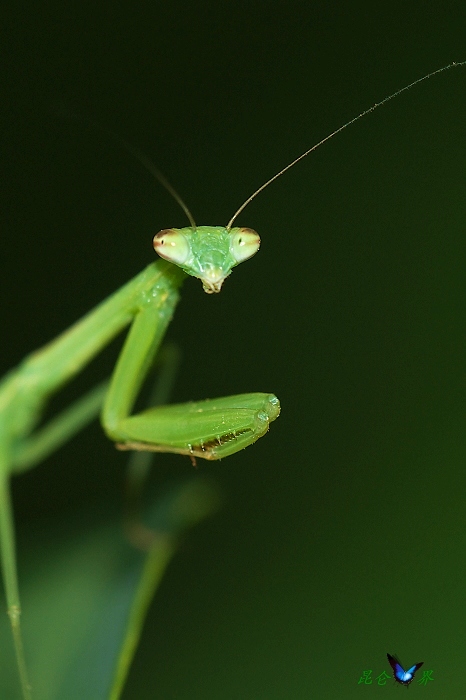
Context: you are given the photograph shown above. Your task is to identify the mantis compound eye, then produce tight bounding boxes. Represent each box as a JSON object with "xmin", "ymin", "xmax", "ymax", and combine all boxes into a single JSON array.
[
  {"xmin": 153, "ymin": 228, "xmax": 190, "ymax": 265},
  {"xmin": 229, "ymin": 227, "xmax": 260, "ymax": 264}
]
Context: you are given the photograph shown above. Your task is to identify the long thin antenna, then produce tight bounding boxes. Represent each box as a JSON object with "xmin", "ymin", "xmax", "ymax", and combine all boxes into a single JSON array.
[
  {"xmin": 114, "ymin": 135, "xmax": 197, "ymax": 228},
  {"xmin": 226, "ymin": 61, "xmax": 466, "ymax": 230},
  {"xmin": 52, "ymin": 105, "xmax": 197, "ymax": 228}
]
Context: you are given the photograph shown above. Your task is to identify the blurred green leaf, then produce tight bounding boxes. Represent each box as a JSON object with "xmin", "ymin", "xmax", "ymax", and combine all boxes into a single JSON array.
[{"xmin": 0, "ymin": 479, "xmax": 219, "ymax": 700}]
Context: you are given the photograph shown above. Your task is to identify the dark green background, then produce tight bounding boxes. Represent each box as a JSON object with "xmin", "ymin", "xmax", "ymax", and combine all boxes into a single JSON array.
[{"xmin": 2, "ymin": 1, "xmax": 466, "ymax": 697}]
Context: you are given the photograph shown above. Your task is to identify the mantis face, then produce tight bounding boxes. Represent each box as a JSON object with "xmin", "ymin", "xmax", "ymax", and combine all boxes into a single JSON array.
[{"xmin": 153, "ymin": 226, "xmax": 260, "ymax": 293}]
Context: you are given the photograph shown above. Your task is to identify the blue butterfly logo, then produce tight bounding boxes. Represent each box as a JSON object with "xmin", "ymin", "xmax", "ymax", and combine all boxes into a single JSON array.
[{"xmin": 387, "ymin": 653, "xmax": 424, "ymax": 686}]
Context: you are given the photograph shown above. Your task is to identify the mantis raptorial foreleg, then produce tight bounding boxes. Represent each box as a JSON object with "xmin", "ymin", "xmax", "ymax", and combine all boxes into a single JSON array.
[{"xmin": 99, "ymin": 261, "xmax": 279, "ymax": 458}]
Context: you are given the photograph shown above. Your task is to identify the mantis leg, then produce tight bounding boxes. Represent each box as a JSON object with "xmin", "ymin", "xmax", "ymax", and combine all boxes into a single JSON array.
[
  {"xmin": 102, "ymin": 298, "xmax": 280, "ymax": 460},
  {"xmin": 0, "ymin": 261, "xmax": 185, "ymax": 698},
  {"xmin": 0, "ymin": 433, "xmax": 32, "ymax": 700},
  {"xmin": 123, "ymin": 343, "xmax": 181, "ymax": 549},
  {"xmin": 12, "ymin": 380, "xmax": 109, "ymax": 474}
]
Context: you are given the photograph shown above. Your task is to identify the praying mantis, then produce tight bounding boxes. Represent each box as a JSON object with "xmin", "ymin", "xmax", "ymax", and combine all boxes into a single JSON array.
[{"xmin": 1, "ymin": 61, "xmax": 465, "ymax": 699}]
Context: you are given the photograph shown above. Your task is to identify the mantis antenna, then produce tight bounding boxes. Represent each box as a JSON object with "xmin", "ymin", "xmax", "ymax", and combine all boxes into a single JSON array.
[
  {"xmin": 226, "ymin": 61, "xmax": 466, "ymax": 230},
  {"xmin": 54, "ymin": 105, "xmax": 198, "ymax": 228},
  {"xmin": 106, "ymin": 134, "xmax": 197, "ymax": 228},
  {"xmin": 61, "ymin": 62, "xmax": 466, "ymax": 232}
]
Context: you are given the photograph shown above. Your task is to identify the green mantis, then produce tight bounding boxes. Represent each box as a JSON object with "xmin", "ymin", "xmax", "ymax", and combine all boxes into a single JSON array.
[
  {"xmin": 1, "ymin": 223, "xmax": 280, "ymax": 699},
  {"xmin": 1, "ymin": 61, "xmax": 465, "ymax": 699}
]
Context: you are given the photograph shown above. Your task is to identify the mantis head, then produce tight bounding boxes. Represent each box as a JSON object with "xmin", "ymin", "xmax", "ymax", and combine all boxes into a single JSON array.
[
  {"xmin": 153, "ymin": 226, "xmax": 260, "ymax": 293},
  {"xmin": 134, "ymin": 62, "xmax": 466, "ymax": 297}
]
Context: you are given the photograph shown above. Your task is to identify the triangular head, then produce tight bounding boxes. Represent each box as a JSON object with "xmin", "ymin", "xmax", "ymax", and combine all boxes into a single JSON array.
[{"xmin": 153, "ymin": 226, "xmax": 260, "ymax": 293}]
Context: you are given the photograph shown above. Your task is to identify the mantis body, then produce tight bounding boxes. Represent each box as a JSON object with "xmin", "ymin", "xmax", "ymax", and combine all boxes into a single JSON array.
[
  {"xmin": 1, "ymin": 61, "xmax": 464, "ymax": 699},
  {"xmin": 0, "ymin": 222, "xmax": 279, "ymax": 699}
]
